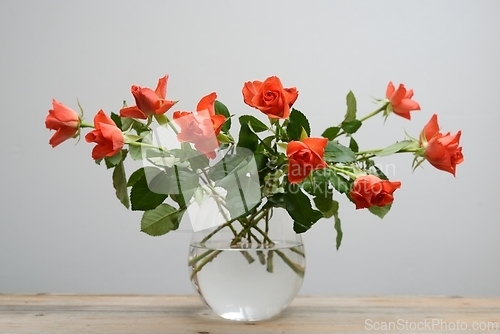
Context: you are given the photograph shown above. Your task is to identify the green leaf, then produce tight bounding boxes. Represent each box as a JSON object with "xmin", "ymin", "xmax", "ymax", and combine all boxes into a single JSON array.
[
  {"xmin": 124, "ymin": 134, "xmax": 141, "ymax": 144},
  {"xmin": 127, "ymin": 167, "xmax": 159, "ymax": 187},
  {"xmin": 349, "ymin": 137, "xmax": 359, "ymax": 152},
  {"xmin": 256, "ymin": 135, "xmax": 276, "ymax": 155},
  {"xmin": 207, "ymin": 150, "xmax": 255, "ymax": 188},
  {"xmin": 306, "ymin": 169, "xmax": 330, "ymax": 195},
  {"xmin": 171, "ymin": 143, "xmax": 210, "ymax": 171},
  {"xmin": 128, "ymin": 144, "xmax": 143, "ymax": 160},
  {"xmin": 165, "ymin": 166, "xmax": 199, "ymax": 209},
  {"xmin": 121, "ymin": 117, "xmax": 149, "ymax": 134},
  {"xmin": 130, "ymin": 173, "xmax": 168, "ymax": 211},
  {"xmin": 329, "ymin": 170, "xmax": 351, "ymax": 194},
  {"xmin": 254, "ymin": 153, "xmax": 268, "ymax": 172},
  {"xmin": 154, "ymin": 114, "xmax": 168, "ymax": 125},
  {"xmin": 112, "ymin": 160, "xmax": 130, "ymax": 209},
  {"xmin": 375, "ymin": 140, "xmax": 413, "ymax": 157},
  {"xmin": 214, "ymin": 100, "xmax": 231, "ymax": 132},
  {"xmin": 110, "ymin": 112, "xmax": 122, "ymax": 129},
  {"xmin": 344, "ymin": 91, "xmax": 357, "ymax": 122},
  {"xmin": 314, "ymin": 193, "xmax": 338, "ymax": 218},
  {"xmin": 140, "ymin": 204, "xmax": 184, "ymax": 236},
  {"xmin": 368, "ymin": 165, "xmax": 389, "ymax": 181},
  {"xmin": 239, "ymin": 115, "xmax": 268, "ymax": 132},
  {"xmin": 237, "ymin": 121, "xmax": 259, "ymax": 151},
  {"xmin": 224, "ymin": 171, "xmax": 261, "ymax": 219},
  {"xmin": 287, "ymin": 108, "xmax": 310, "ymax": 140},
  {"xmin": 284, "ymin": 184, "xmax": 323, "ymax": 234},
  {"xmin": 368, "ymin": 204, "xmax": 392, "ymax": 219},
  {"xmin": 217, "ymin": 133, "xmax": 233, "ymax": 144},
  {"xmin": 104, "ymin": 151, "xmax": 122, "ymax": 168},
  {"xmin": 324, "ymin": 141, "xmax": 356, "ymax": 163},
  {"xmin": 127, "ymin": 168, "xmax": 145, "ymax": 187},
  {"xmin": 322, "ymin": 127, "xmax": 340, "ymax": 140},
  {"xmin": 121, "ymin": 117, "xmax": 134, "ymax": 132},
  {"xmin": 341, "ymin": 120, "xmax": 362, "ymax": 134},
  {"xmin": 263, "ymin": 193, "xmax": 286, "ymax": 209},
  {"xmin": 334, "ymin": 210, "xmax": 343, "ymax": 250},
  {"xmin": 305, "ymin": 170, "xmax": 339, "ymax": 219}
]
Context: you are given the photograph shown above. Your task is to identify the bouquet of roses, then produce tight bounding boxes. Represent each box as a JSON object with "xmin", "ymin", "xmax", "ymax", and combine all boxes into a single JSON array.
[{"xmin": 45, "ymin": 75, "xmax": 463, "ymax": 251}]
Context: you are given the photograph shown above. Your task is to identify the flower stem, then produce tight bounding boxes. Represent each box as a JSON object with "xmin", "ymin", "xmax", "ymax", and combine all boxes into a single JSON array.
[
  {"xmin": 200, "ymin": 221, "xmax": 236, "ymax": 245},
  {"xmin": 188, "ymin": 249, "xmax": 215, "ymax": 266},
  {"xmin": 289, "ymin": 247, "xmax": 306, "ymax": 257},
  {"xmin": 358, "ymin": 103, "xmax": 388, "ymax": 123},
  {"xmin": 164, "ymin": 115, "xmax": 179, "ymax": 135},
  {"xmin": 127, "ymin": 141, "xmax": 167, "ymax": 152},
  {"xmin": 190, "ymin": 250, "xmax": 222, "ymax": 280},
  {"xmin": 334, "ymin": 103, "xmax": 388, "ymax": 139},
  {"xmin": 329, "ymin": 165, "xmax": 358, "ymax": 179},
  {"xmin": 79, "ymin": 121, "xmax": 94, "ymax": 129},
  {"xmin": 189, "ymin": 208, "xmax": 305, "ymax": 280},
  {"xmin": 266, "ymin": 250, "xmax": 274, "ymax": 273},
  {"xmin": 275, "ymin": 250, "xmax": 305, "ymax": 278}
]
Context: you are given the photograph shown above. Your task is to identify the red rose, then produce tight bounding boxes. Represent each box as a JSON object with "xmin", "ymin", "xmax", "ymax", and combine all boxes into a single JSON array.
[
  {"xmin": 173, "ymin": 92, "xmax": 226, "ymax": 159},
  {"xmin": 350, "ymin": 175, "xmax": 401, "ymax": 210},
  {"xmin": 287, "ymin": 137, "xmax": 328, "ymax": 184},
  {"xmin": 420, "ymin": 114, "xmax": 463, "ymax": 176},
  {"xmin": 119, "ymin": 75, "xmax": 176, "ymax": 119},
  {"xmin": 386, "ymin": 82, "xmax": 420, "ymax": 120},
  {"xmin": 45, "ymin": 99, "xmax": 80, "ymax": 147},
  {"xmin": 242, "ymin": 76, "xmax": 298, "ymax": 119},
  {"xmin": 85, "ymin": 110, "xmax": 124, "ymax": 160}
]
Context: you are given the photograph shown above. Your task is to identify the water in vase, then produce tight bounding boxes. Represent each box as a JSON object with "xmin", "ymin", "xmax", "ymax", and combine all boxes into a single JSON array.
[{"xmin": 189, "ymin": 240, "xmax": 305, "ymax": 321}]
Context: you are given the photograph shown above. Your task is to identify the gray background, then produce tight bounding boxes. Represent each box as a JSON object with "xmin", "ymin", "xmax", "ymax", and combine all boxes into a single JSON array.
[{"xmin": 1, "ymin": 0, "xmax": 499, "ymax": 296}]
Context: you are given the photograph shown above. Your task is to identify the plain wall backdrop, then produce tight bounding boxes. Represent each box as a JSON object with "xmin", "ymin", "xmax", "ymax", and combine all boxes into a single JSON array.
[{"xmin": 0, "ymin": 0, "xmax": 499, "ymax": 296}]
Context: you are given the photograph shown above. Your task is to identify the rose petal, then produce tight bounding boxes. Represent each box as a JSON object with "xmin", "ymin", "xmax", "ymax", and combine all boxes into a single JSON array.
[
  {"xmin": 48, "ymin": 126, "xmax": 78, "ymax": 148},
  {"xmin": 423, "ymin": 114, "xmax": 440, "ymax": 142},
  {"xmin": 196, "ymin": 92, "xmax": 217, "ymax": 116},
  {"xmin": 51, "ymin": 99, "xmax": 79, "ymax": 123},
  {"xmin": 154, "ymin": 75, "xmax": 168, "ymax": 99},
  {"xmin": 385, "ymin": 82, "xmax": 395, "ymax": 99},
  {"xmin": 119, "ymin": 106, "xmax": 147, "ymax": 119}
]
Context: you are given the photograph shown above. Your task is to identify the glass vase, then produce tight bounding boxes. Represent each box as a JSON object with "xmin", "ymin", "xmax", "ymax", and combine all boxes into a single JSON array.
[{"xmin": 188, "ymin": 207, "xmax": 305, "ymax": 321}]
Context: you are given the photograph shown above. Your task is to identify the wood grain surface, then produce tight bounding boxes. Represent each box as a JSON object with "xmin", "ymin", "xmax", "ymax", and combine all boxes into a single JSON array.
[{"xmin": 0, "ymin": 294, "xmax": 499, "ymax": 333}]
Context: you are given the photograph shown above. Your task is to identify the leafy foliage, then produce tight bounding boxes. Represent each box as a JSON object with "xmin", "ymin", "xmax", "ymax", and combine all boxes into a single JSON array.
[
  {"xmin": 368, "ymin": 204, "xmax": 392, "ymax": 219},
  {"xmin": 112, "ymin": 153, "xmax": 130, "ymax": 209},
  {"xmin": 141, "ymin": 204, "xmax": 184, "ymax": 236},
  {"xmin": 55, "ymin": 76, "xmax": 431, "ymax": 251},
  {"xmin": 284, "ymin": 184, "xmax": 323, "ymax": 234},
  {"xmin": 322, "ymin": 126, "xmax": 340, "ymax": 140},
  {"xmin": 287, "ymin": 108, "xmax": 310, "ymax": 140},
  {"xmin": 237, "ymin": 119, "xmax": 259, "ymax": 151},
  {"xmin": 215, "ymin": 100, "xmax": 231, "ymax": 132},
  {"xmin": 324, "ymin": 141, "xmax": 356, "ymax": 163},
  {"xmin": 344, "ymin": 91, "xmax": 357, "ymax": 122},
  {"xmin": 130, "ymin": 172, "xmax": 168, "ymax": 211}
]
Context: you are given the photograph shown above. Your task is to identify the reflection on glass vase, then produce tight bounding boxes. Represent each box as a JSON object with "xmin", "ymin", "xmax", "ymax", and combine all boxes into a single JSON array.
[{"xmin": 188, "ymin": 208, "xmax": 305, "ymax": 321}]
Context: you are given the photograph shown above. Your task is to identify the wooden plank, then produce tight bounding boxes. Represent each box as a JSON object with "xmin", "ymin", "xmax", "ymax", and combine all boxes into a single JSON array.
[{"xmin": 0, "ymin": 295, "xmax": 498, "ymax": 333}]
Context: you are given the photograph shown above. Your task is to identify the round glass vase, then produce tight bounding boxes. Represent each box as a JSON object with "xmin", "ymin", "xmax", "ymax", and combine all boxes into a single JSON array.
[{"xmin": 188, "ymin": 208, "xmax": 305, "ymax": 322}]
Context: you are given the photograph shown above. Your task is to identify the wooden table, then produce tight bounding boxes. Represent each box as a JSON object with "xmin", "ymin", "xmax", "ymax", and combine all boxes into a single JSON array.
[{"xmin": 0, "ymin": 295, "xmax": 498, "ymax": 333}]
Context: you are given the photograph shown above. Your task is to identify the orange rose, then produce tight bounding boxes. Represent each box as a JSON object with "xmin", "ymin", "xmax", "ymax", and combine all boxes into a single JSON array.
[
  {"xmin": 242, "ymin": 76, "xmax": 298, "ymax": 119},
  {"xmin": 85, "ymin": 110, "xmax": 124, "ymax": 160},
  {"xmin": 350, "ymin": 175, "xmax": 401, "ymax": 210},
  {"xmin": 173, "ymin": 92, "xmax": 226, "ymax": 159},
  {"xmin": 287, "ymin": 137, "xmax": 328, "ymax": 184},
  {"xmin": 420, "ymin": 114, "xmax": 463, "ymax": 176},
  {"xmin": 386, "ymin": 82, "xmax": 420, "ymax": 120},
  {"xmin": 119, "ymin": 75, "xmax": 176, "ymax": 119},
  {"xmin": 45, "ymin": 99, "xmax": 80, "ymax": 147}
]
